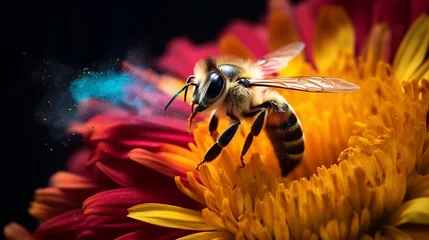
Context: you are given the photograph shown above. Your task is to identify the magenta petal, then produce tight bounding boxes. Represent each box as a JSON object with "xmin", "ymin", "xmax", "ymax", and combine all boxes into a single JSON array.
[{"xmin": 33, "ymin": 209, "xmax": 85, "ymax": 240}]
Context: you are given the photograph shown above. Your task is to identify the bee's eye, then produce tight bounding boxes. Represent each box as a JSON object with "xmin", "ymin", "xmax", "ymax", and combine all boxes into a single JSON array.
[{"xmin": 206, "ymin": 72, "xmax": 224, "ymax": 99}]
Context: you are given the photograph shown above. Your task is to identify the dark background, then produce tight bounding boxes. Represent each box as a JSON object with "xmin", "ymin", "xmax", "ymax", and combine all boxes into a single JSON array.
[{"xmin": 6, "ymin": 0, "xmax": 298, "ymax": 235}]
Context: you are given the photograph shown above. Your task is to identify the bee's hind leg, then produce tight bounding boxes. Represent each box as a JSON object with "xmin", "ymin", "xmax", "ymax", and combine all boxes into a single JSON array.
[
  {"xmin": 195, "ymin": 114, "xmax": 240, "ymax": 170},
  {"xmin": 240, "ymin": 108, "xmax": 267, "ymax": 168}
]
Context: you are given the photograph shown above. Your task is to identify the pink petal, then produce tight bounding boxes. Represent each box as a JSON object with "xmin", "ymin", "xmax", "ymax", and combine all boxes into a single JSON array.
[
  {"xmin": 75, "ymin": 99, "xmax": 131, "ymax": 122},
  {"xmin": 158, "ymin": 38, "xmax": 218, "ymax": 79},
  {"xmin": 65, "ymin": 147, "xmax": 93, "ymax": 176},
  {"xmin": 294, "ymin": 1, "xmax": 318, "ymax": 65}
]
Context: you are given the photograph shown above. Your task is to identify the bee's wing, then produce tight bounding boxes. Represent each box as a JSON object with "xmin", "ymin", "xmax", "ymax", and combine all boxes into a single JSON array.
[
  {"xmin": 248, "ymin": 76, "xmax": 360, "ymax": 93},
  {"xmin": 256, "ymin": 42, "xmax": 305, "ymax": 75}
]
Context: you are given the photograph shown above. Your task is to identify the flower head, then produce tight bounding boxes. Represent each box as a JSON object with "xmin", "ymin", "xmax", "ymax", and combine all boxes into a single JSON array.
[{"xmin": 128, "ymin": 2, "xmax": 429, "ymax": 239}]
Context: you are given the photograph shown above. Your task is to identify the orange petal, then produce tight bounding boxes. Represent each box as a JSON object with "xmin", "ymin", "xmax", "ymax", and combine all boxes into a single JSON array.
[
  {"xmin": 3, "ymin": 222, "xmax": 34, "ymax": 240},
  {"xmin": 219, "ymin": 33, "xmax": 254, "ymax": 59},
  {"xmin": 313, "ymin": 5, "xmax": 355, "ymax": 71},
  {"xmin": 268, "ymin": 10, "xmax": 301, "ymax": 51},
  {"xmin": 49, "ymin": 171, "xmax": 98, "ymax": 189}
]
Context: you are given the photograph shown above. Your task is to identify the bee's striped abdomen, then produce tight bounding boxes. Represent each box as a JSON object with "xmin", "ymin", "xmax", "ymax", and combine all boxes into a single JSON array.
[{"xmin": 265, "ymin": 104, "xmax": 304, "ymax": 177}]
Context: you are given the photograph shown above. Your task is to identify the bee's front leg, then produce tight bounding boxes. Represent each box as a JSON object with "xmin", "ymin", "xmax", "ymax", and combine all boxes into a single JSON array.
[{"xmin": 195, "ymin": 114, "xmax": 240, "ymax": 170}]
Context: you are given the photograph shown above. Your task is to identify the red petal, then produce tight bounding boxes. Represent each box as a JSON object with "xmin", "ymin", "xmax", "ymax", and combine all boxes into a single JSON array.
[
  {"xmin": 372, "ymin": 0, "xmax": 410, "ymax": 61},
  {"xmin": 115, "ymin": 230, "xmax": 192, "ymax": 240},
  {"xmin": 81, "ymin": 115, "xmax": 193, "ymax": 149},
  {"xmin": 410, "ymin": 0, "xmax": 429, "ymax": 24},
  {"xmin": 33, "ymin": 209, "xmax": 85, "ymax": 240},
  {"xmin": 95, "ymin": 158, "xmax": 176, "ymax": 189},
  {"xmin": 83, "ymin": 188, "xmax": 196, "ymax": 216},
  {"xmin": 77, "ymin": 215, "xmax": 146, "ymax": 240},
  {"xmin": 335, "ymin": 0, "xmax": 374, "ymax": 54}
]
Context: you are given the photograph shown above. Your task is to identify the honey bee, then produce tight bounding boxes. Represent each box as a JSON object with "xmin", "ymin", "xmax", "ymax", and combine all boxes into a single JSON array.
[{"xmin": 164, "ymin": 42, "xmax": 359, "ymax": 177}]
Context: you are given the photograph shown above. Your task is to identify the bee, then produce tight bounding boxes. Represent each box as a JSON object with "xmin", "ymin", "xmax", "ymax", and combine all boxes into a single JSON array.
[{"xmin": 164, "ymin": 42, "xmax": 359, "ymax": 177}]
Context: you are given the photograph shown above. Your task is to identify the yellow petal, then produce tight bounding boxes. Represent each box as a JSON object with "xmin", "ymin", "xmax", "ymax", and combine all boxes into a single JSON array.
[
  {"xmin": 313, "ymin": 5, "xmax": 355, "ymax": 71},
  {"xmin": 393, "ymin": 14, "xmax": 429, "ymax": 81},
  {"xmin": 177, "ymin": 231, "xmax": 234, "ymax": 240},
  {"xmin": 219, "ymin": 34, "xmax": 254, "ymax": 59},
  {"xmin": 389, "ymin": 197, "xmax": 429, "ymax": 226},
  {"xmin": 361, "ymin": 24, "xmax": 391, "ymax": 76},
  {"xmin": 409, "ymin": 59, "xmax": 429, "ymax": 81},
  {"xmin": 127, "ymin": 203, "xmax": 215, "ymax": 231}
]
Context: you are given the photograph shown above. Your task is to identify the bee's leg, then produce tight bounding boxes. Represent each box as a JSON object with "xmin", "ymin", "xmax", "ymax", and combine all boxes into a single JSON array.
[
  {"xmin": 195, "ymin": 114, "xmax": 240, "ymax": 170},
  {"xmin": 208, "ymin": 111, "xmax": 219, "ymax": 141},
  {"xmin": 240, "ymin": 108, "xmax": 267, "ymax": 168}
]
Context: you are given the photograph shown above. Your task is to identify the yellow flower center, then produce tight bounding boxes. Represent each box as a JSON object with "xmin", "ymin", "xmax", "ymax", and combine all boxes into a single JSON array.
[{"xmin": 128, "ymin": 8, "xmax": 429, "ymax": 240}]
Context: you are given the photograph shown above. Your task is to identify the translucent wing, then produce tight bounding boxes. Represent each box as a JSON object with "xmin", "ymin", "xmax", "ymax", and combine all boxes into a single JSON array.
[
  {"xmin": 256, "ymin": 42, "xmax": 305, "ymax": 75},
  {"xmin": 248, "ymin": 76, "xmax": 359, "ymax": 93}
]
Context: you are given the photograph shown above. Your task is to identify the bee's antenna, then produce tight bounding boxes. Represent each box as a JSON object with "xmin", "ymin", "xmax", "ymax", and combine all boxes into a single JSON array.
[
  {"xmin": 184, "ymin": 75, "xmax": 196, "ymax": 102},
  {"xmin": 164, "ymin": 82, "xmax": 198, "ymax": 111}
]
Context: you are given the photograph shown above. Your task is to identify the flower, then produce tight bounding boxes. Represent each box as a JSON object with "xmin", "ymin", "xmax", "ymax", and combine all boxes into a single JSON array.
[
  {"xmin": 127, "ymin": 1, "xmax": 429, "ymax": 239},
  {"xmin": 5, "ymin": 64, "xmax": 199, "ymax": 240}
]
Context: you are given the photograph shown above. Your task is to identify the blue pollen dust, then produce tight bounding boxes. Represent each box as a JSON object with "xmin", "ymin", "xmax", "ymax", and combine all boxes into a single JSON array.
[{"xmin": 69, "ymin": 71, "xmax": 147, "ymax": 111}]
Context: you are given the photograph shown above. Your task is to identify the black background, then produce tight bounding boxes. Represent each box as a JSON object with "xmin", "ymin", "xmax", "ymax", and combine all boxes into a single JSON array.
[{"xmin": 6, "ymin": 0, "xmax": 299, "ymax": 235}]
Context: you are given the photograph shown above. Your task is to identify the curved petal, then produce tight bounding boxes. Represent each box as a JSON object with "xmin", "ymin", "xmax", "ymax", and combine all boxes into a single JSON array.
[
  {"xmin": 77, "ymin": 214, "xmax": 146, "ymax": 240},
  {"xmin": 313, "ymin": 5, "xmax": 355, "ymax": 71},
  {"xmin": 393, "ymin": 13, "xmax": 429, "ymax": 81},
  {"xmin": 33, "ymin": 209, "xmax": 85, "ymax": 240},
  {"xmin": 115, "ymin": 230, "xmax": 192, "ymax": 240},
  {"xmin": 389, "ymin": 197, "xmax": 429, "ymax": 226},
  {"xmin": 94, "ymin": 158, "xmax": 176, "ymax": 188},
  {"xmin": 128, "ymin": 203, "xmax": 215, "ymax": 231},
  {"xmin": 83, "ymin": 188, "xmax": 196, "ymax": 216},
  {"xmin": 177, "ymin": 231, "xmax": 234, "ymax": 240}
]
